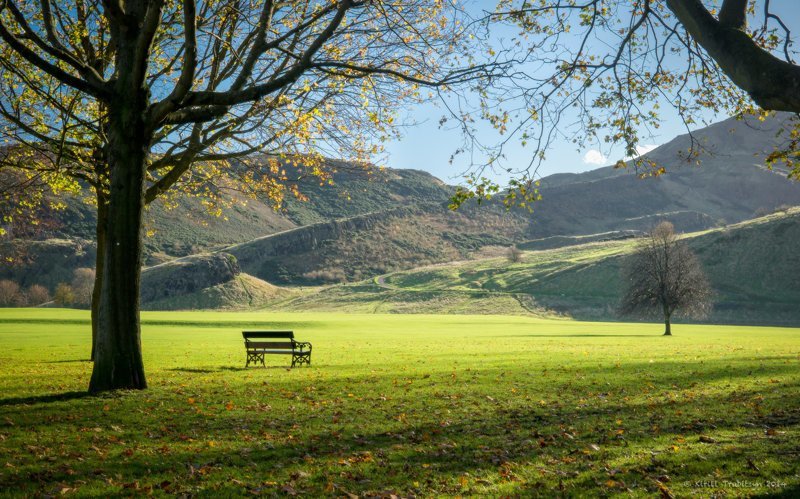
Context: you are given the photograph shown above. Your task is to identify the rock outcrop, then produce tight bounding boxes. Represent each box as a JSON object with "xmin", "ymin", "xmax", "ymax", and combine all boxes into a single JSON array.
[
  {"xmin": 140, "ymin": 252, "xmax": 241, "ymax": 303},
  {"xmin": 224, "ymin": 207, "xmax": 416, "ymax": 276}
]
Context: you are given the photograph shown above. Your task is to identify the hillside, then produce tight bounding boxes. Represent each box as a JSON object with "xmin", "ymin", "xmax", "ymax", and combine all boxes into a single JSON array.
[
  {"xmin": 528, "ymin": 113, "xmax": 800, "ymax": 237},
  {"xmin": 277, "ymin": 208, "xmax": 800, "ymax": 326},
  {"xmin": 224, "ymin": 203, "xmax": 525, "ymax": 284},
  {"xmin": 2, "ymin": 113, "xmax": 800, "ymax": 305},
  {"xmin": 140, "ymin": 253, "xmax": 289, "ymax": 310},
  {"xmin": 17, "ymin": 165, "xmax": 456, "ymax": 260}
]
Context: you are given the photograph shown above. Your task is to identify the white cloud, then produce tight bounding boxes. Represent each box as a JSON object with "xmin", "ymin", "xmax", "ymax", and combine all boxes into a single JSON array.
[
  {"xmin": 582, "ymin": 149, "xmax": 607, "ymax": 165},
  {"xmin": 634, "ymin": 144, "xmax": 659, "ymax": 157}
]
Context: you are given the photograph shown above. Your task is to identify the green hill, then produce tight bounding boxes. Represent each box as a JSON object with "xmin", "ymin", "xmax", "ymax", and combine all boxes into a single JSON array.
[
  {"xmin": 140, "ymin": 253, "xmax": 291, "ymax": 310},
  {"xmin": 3, "ymin": 114, "xmax": 800, "ymax": 309},
  {"xmin": 224, "ymin": 203, "xmax": 525, "ymax": 284},
  {"xmin": 276, "ymin": 208, "xmax": 800, "ymax": 326}
]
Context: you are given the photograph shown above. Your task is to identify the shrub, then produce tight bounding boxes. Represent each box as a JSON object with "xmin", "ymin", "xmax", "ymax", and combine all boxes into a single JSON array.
[
  {"xmin": 753, "ymin": 207, "xmax": 770, "ymax": 218},
  {"xmin": 507, "ymin": 245, "xmax": 523, "ymax": 263},
  {"xmin": 0, "ymin": 280, "xmax": 21, "ymax": 307},
  {"xmin": 26, "ymin": 285, "xmax": 51, "ymax": 306},
  {"xmin": 54, "ymin": 283, "xmax": 76, "ymax": 307},
  {"xmin": 302, "ymin": 268, "xmax": 347, "ymax": 283},
  {"xmin": 71, "ymin": 268, "xmax": 95, "ymax": 308}
]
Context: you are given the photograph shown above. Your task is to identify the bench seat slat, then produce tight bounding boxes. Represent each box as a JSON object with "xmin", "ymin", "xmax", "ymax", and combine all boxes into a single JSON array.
[
  {"xmin": 243, "ymin": 331, "xmax": 293, "ymax": 339},
  {"xmin": 246, "ymin": 341, "xmax": 294, "ymax": 349}
]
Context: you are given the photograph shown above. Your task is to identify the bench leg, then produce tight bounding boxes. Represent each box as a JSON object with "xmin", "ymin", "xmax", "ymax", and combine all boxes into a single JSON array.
[
  {"xmin": 246, "ymin": 352, "xmax": 266, "ymax": 368},
  {"xmin": 291, "ymin": 353, "xmax": 311, "ymax": 368}
]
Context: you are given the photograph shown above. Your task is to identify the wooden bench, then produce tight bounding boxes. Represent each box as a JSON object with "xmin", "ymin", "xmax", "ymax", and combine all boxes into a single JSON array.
[{"xmin": 242, "ymin": 331, "xmax": 312, "ymax": 368}]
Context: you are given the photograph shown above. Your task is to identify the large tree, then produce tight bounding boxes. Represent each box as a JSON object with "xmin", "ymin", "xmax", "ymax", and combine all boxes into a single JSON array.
[
  {"xmin": 0, "ymin": 0, "xmax": 492, "ymax": 392},
  {"xmin": 449, "ymin": 0, "xmax": 800, "ymax": 207},
  {"xmin": 619, "ymin": 221, "xmax": 712, "ymax": 335}
]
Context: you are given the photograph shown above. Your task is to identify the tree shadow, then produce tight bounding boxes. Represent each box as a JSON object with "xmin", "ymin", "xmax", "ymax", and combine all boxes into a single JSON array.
[
  {"xmin": 0, "ymin": 391, "xmax": 91, "ymax": 407},
  {"xmin": 508, "ymin": 334, "xmax": 656, "ymax": 338},
  {"xmin": 167, "ymin": 367, "xmax": 219, "ymax": 374},
  {"xmin": 167, "ymin": 366, "xmax": 288, "ymax": 373},
  {"xmin": 42, "ymin": 359, "xmax": 91, "ymax": 363},
  {"xmin": 1, "ymin": 359, "xmax": 798, "ymax": 495},
  {"xmin": 752, "ymin": 484, "xmax": 800, "ymax": 498}
]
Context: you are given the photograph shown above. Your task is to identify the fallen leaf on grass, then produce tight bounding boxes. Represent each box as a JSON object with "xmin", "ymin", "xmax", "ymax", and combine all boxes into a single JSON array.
[{"xmin": 290, "ymin": 471, "xmax": 309, "ymax": 480}]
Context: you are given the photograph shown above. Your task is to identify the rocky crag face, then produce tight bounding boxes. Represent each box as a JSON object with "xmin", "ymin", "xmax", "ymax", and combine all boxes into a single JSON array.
[{"xmin": 140, "ymin": 253, "xmax": 241, "ymax": 304}]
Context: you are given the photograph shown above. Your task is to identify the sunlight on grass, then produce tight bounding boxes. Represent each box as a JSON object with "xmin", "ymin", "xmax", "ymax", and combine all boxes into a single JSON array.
[{"xmin": 1, "ymin": 309, "xmax": 798, "ymax": 496}]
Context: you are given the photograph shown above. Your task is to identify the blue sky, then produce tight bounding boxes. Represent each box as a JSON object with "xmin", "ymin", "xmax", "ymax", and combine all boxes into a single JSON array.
[
  {"xmin": 383, "ymin": 99, "xmax": 667, "ymax": 183},
  {"xmin": 383, "ymin": 1, "xmax": 800, "ymax": 185}
]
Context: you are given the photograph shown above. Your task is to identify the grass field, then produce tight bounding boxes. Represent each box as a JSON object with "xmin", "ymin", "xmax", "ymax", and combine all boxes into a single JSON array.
[{"xmin": 1, "ymin": 309, "xmax": 799, "ymax": 497}]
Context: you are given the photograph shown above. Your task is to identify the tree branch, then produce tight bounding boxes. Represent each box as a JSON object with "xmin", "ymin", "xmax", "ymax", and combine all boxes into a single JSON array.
[
  {"xmin": 667, "ymin": 0, "xmax": 800, "ymax": 112},
  {"xmin": 718, "ymin": 0, "xmax": 747, "ymax": 29},
  {"xmin": 0, "ymin": 2, "xmax": 109, "ymax": 98},
  {"xmin": 147, "ymin": 0, "xmax": 197, "ymax": 125},
  {"xmin": 181, "ymin": 0, "xmax": 352, "ymax": 109}
]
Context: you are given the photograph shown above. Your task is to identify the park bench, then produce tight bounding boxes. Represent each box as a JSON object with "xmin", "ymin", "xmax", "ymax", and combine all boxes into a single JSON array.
[{"xmin": 242, "ymin": 331, "xmax": 312, "ymax": 368}]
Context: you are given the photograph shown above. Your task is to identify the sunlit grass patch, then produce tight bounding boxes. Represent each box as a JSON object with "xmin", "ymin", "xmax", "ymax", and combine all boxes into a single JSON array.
[{"xmin": 1, "ymin": 309, "xmax": 798, "ymax": 497}]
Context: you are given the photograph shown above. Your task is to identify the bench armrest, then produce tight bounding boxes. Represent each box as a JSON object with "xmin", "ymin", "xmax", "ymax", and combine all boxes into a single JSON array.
[{"xmin": 292, "ymin": 341, "xmax": 312, "ymax": 353}]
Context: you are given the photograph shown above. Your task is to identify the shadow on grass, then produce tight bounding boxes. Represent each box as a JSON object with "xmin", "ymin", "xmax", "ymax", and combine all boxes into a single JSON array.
[
  {"xmin": 43, "ymin": 359, "xmax": 91, "ymax": 363},
  {"xmin": 753, "ymin": 484, "xmax": 800, "ymax": 498},
  {"xmin": 1, "ymin": 358, "xmax": 798, "ymax": 495},
  {"xmin": 0, "ymin": 390, "xmax": 90, "ymax": 407},
  {"xmin": 509, "ymin": 334, "xmax": 656, "ymax": 338},
  {"xmin": 167, "ymin": 366, "xmax": 284, "ymax": 373}
]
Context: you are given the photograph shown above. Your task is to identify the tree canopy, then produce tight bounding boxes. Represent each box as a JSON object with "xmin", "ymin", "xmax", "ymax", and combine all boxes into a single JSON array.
[
  {"xmin": 449, "ymin": 0, "xmax": 800, "ymax": 208},
  {"xmin": 0, "ymin": 0, "xmax": 497, "ymax": 392}
]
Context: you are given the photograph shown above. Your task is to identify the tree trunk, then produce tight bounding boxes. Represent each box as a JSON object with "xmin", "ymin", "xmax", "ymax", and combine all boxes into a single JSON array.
[
  {"xmin": 663, "ymin": 312, "xmax": 672, "ymax": 336},
  {"xmin": 90, "ymin": 196, "xmax": 107, "ymax": 361},
  {"xmin": 88, "ymin": 90, "xmax": 150, "ymax": 393}
]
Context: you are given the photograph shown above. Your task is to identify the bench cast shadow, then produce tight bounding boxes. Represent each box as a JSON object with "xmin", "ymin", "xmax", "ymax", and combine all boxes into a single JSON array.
[
  {"xmin": 0, "ymin": 391, "xmax": 91, "ymax": 407},
  {"xmin": 167, "ymin": 366, "xmax": 272, "ymax": 374}
]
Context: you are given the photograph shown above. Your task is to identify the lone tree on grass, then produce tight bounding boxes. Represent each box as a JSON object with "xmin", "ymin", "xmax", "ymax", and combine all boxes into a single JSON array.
[
  {"xmin": 0, "ymin": 0, "xmax": 494, "ymax": 392},
  {"xmin": 619, "ymin": 222, "xmax": 712, "ymax": 335}
]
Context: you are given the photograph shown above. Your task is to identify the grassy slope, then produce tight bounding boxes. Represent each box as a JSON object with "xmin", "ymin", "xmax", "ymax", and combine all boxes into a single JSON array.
[
  {"xmin": 1, "ymin": 309, "xmax": 798, "ymax": 497},
  {"xmin": 234, "ymin": 205, "xmax": 526, "ymax": 285},
  {"xmin": 143, "ymin": 274, "xmax": 291, "ymax": 311},
  {"xmin": 279, "ymin": 209, "xmax": 800, "ymax": 325}
]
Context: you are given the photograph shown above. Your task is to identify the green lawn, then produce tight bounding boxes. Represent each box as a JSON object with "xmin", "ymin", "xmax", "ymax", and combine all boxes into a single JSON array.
[{"xmin": 1, "ymin": 309, "xmax": 799, "ymax": 497}]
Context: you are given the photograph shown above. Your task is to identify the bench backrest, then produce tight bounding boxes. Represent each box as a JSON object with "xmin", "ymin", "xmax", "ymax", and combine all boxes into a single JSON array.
[{"xmin": 243, "ymin": 331, "xmax": 294, "ymax": 349}]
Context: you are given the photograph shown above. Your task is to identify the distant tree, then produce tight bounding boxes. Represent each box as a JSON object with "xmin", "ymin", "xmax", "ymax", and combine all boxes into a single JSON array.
[
  {"xmin": 71, "ymin": 268, "xmax": 96, "ymax": 309},
  {"xmin": 0, "ymin": 279, "xmax": 20, "ymax": 306},
  {"xmin": 754, "ymin": 207, "xmax": 771, "ymax": 218},
  {"xmin": 507, "ymin": 245, "xmax": 523, "ymax": 263},
  {"xmin": 619, "ymin": 222, "xmax": 712, "ymax": 335},
  {"xmin": 26, "ymin": 284, "xmax": 50, "ymax": 306},
  {"xmin": 53, "ymin": 283, "xmax": 75, "ymax": 307}
]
